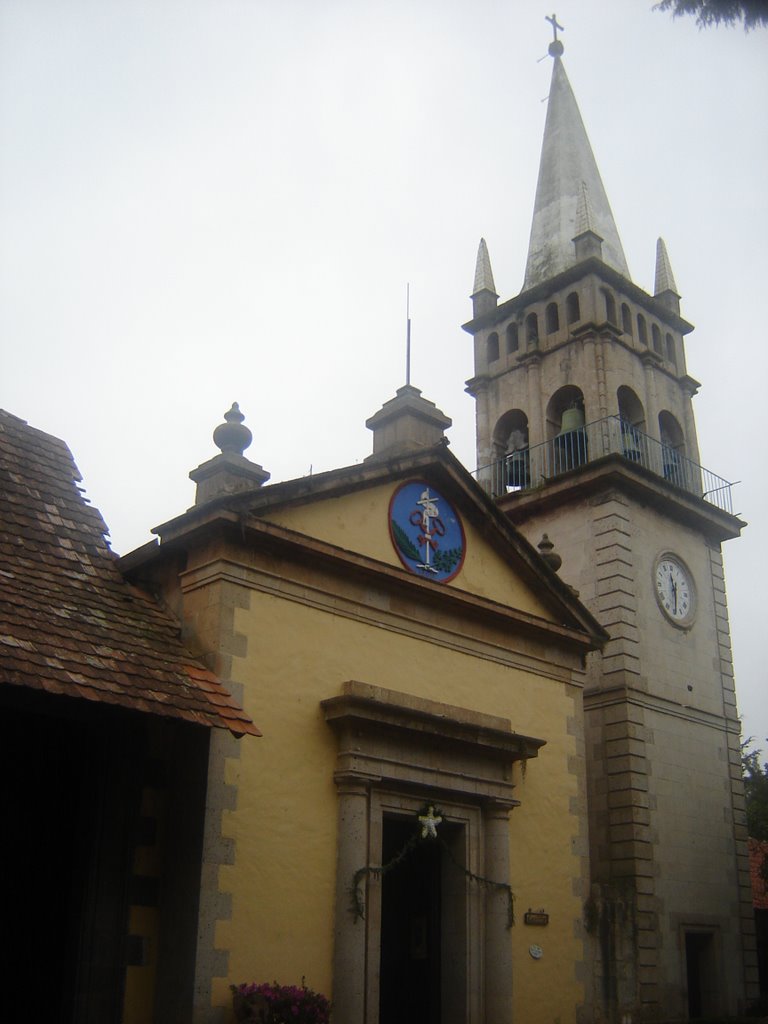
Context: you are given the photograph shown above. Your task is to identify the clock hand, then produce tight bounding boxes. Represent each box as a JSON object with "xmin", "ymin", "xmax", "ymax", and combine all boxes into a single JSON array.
[{"xmin": 671, "ymin": 577, "xmax": 678, "ymax": 614}]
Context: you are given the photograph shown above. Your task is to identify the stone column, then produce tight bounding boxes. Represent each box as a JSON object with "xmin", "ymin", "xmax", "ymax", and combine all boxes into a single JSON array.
[
  {"xmin": 332, "ymin": 775, "xmax": 370, "ymax": 1024},
  {"xmin": 681, "ymin": 383, "xmax": 701, "ymax": 466},
  {"xmin": 641, "ymin": 354, "xmax": 660, "ymax": 441},
  {"xmin": 525, "ymin": 355, "xmax": 543, "ymax": 447},
  {"xmin": 523, "ymin": 355, "xmax": 544, "ymax": 488},
  {"xmin": 594, "ymin": 334, "xmax": 609, "ymax": 421},
  {"xmin": 483, "ymin": 801, "xmax": 513, "ymax": 1023},
  {"xmin": 581, "ymin": 331, "xmax": 597, "ymax": 422},
  {"xmin": 470, "ymin": 379, "xmax": 492, "ymax": 488}
]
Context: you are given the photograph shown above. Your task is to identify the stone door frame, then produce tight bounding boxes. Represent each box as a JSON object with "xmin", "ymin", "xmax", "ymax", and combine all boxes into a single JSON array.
[{"xmin": 322, "ymin": 680, "xmax": 544, "ymax": 1024}]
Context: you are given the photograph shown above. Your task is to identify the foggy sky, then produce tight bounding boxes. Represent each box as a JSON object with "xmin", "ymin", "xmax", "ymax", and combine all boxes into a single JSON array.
[{"xmin": 1, "ymin": 1, "xmax": 766, "ymax": 744}]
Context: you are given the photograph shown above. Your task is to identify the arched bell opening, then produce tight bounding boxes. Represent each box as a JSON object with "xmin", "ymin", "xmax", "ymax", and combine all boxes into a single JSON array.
[
  {"xmin": 546, "ymin": 386, "xmax": 586, "ymax": 441},
  {"xmin": 659, "ymin": 410, "xmax": 686, "ymax": 486},
  {"xmin": 546, "ymin": 386, "xmax": 588, "ymax": 472},
  {"xmin": 617, "ymin": 386, "xmax": 647, "ymax": 463},
  {"xmin": 492, "ymin": 410, "xmax": 530, "ymax": 490},
  {"xmin": 617, "ymin": 386, "xmax": 646, "ymax": 432}
]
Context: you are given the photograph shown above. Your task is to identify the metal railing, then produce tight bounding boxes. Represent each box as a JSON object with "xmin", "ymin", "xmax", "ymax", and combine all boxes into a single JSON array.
[{"xmin": 474, "ymin": 416, "xmax": 735, "ymax": 514}]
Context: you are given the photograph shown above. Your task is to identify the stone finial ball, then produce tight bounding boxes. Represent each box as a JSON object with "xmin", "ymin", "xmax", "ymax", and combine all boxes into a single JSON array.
[
  {"xmin": 538, "ymin": 533, "xmax": 563, "ymax": 573},
  {"xmin": 213, "ymin": 402, "xmax": 253, "ymax": 456}
]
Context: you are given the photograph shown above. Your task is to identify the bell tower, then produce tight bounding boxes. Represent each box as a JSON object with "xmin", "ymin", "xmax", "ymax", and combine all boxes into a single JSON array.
[{"xmin": 464, "ymin": 28, "xmax": 756, "ymax": 1022}]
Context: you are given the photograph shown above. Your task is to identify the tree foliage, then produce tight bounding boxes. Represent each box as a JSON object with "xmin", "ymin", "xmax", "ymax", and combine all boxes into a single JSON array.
[
  {"xmin": 654, "ymin": 0, "xmax": 768, "ymax": 30},
  {"xmin": 743, "ymin": 739, "xmax": 768, "ymax": 839}
]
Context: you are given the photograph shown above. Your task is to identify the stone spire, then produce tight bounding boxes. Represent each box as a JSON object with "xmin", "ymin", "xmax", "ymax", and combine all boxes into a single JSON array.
[
  {"xmin": 523, "ymin": 50, "xmax": 630, "ymax": 291},
  {"xmin": 471, "ymin": 238, "xmax": 498, "ymax": 317},
  {"xmin": 654, "ymin": 236, "xmax": 681, "ymax": 313}
]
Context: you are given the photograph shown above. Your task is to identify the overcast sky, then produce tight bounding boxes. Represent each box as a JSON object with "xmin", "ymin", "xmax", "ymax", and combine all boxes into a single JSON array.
[{"xmin": 1, "ymin": 1, "xmax": 766, "ymax": 744}]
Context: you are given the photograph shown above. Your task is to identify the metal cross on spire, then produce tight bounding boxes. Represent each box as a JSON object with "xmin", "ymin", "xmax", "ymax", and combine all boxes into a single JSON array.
[
  {"xmin": 546, "ymin": 13, "xmax": 564, "ymax": 41},
  {"xmin": 546, "ymin": 13, "xmax": 564, "ymax": 57}
]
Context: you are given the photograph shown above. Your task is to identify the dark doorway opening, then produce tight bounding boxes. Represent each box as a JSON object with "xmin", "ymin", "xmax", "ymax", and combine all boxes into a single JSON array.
[
  {"xmin": 0, "ymin": 698, "xmax": 141, "ymax": 1024},
  {"xmin": 685, "ymin": 931, "xmax": 717, "ymax": 1019},
  {"xmin": 379, "ymin": 816, "xmax": 442, "ymax": 1024}
]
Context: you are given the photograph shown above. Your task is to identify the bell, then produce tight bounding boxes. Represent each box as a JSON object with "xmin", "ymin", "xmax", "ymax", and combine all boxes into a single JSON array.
[{"xmin": 558, "ymin": 406, "xmax": 585, "ymax": 435}]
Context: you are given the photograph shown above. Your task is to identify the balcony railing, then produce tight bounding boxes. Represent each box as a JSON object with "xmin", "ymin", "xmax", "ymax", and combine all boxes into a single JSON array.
[{"xmin": 474, "ymin": 416, "xmax": 735, "ymax": 514}]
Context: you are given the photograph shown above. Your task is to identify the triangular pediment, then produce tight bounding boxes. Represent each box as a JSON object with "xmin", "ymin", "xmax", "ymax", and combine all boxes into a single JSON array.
[
  {"xmin": 140, "ymin": 445, "xmax": 605, "ymax": 650},
  {"xmin": 223, "ymin": 446, "xmax": 605, "ymax": 644}
]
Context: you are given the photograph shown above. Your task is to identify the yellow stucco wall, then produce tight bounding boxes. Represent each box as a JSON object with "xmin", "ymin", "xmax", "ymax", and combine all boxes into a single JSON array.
[
  {"xmin": 208, "ymin": 579, "xmax": 586, "ymax": 1022},
  {"xmin": 267, "ymin": 481, "xmax": 557, "ymax": 619},
  {"xmin": 157, "ymin": 471, "xmax": 595, "ymax": 1022}
]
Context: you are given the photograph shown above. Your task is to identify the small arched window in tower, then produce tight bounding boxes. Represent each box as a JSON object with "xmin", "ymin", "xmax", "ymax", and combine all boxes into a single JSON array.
[
  {"xmin": 651, "ymin": 323, "xmax": 662, "ymax": 355},
  {"xmin": 526, "ymin": 313, "xmax": 539, "ymax": 346},
  {"xmin": 487, "ymin": 332, "xmax": 500, "ymax": 363},
  {"xmin": 566, "ymin": 292, "xmax": 580, "ymax": 324},
  {"xmin": 621, "ymin": 303, "xmax": 632, "ymax": 337},
  {"xmin": 637, "ymin": 314, "xmax": 648, "ymax": 346},
  {"xmin": 665, "ymin": 333, "xmax": 677, "ymax": 369},
  {"xmin": 506, "ymin": 322, "xmax": 519, "ymax": 354},
  {"xmin": 546, "ymin": 302, "xmax": 560, "ymax": 334},
  {"xmin": 603, "ymin": 290, "xmax": 617, "ymax": 325}
]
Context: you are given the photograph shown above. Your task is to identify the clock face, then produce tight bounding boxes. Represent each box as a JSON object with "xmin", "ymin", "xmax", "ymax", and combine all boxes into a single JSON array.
[{"xmin": 654, "ymin": 555, "xmax": 695, "ymax": 626}]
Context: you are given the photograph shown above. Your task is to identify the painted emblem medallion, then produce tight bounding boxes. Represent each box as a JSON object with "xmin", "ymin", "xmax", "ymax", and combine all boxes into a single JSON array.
[{"xmin": 389, "ymin": 481, "xmax": 466, "ymax": 582}]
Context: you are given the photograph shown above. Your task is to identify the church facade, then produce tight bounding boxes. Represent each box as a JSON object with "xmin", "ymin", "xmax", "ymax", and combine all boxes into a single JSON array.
[{"xmin": 120, "ymin": 391, "xmax": 607, "ymax": 1023}]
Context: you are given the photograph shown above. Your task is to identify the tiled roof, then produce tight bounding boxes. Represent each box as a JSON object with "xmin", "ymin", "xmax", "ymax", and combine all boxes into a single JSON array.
[
  {"xmin": 749, "ymin": 837, "xmax": 768, "ymax": 910},
  {"xmin": 0, "ymin": 410, "xmax": 259, "ymax": 737}
]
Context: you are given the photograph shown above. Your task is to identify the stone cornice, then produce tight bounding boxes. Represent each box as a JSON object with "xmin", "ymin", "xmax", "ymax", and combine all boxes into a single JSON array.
[
  {"xmin": 462, "ymin": 258, "xmax": 694, "ymax": 337},
  {"xmin": 322, "ymin": 680, "xmax": 543, "ymax": 804},
  {"xmin": 584, "ymin": 683, "xmax": 742, "ymax": 733},
  {"xmin": 499, "ymin": 454, "xmax": 745, "ymax": 544},
  {"xmin": 177, "ymin": 551, "xmax": 593, "ymax": 681}
]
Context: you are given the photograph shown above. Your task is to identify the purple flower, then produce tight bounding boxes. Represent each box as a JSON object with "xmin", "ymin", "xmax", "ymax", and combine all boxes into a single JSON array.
[{"xmin": 231, "ymin": 980, "xmax": 330, "ymax": 1024}]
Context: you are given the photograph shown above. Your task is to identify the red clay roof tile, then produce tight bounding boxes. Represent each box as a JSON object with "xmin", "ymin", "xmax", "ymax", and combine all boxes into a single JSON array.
[{"xmin": 0, "ymin": 410, "xmax": 259, "ymax": 737}]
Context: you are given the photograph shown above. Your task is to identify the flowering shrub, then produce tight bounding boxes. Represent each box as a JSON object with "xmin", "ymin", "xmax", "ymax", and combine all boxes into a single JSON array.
[{"xmin": 231, "ymin": 980, "xmax": 331, "ymax": 1024}]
